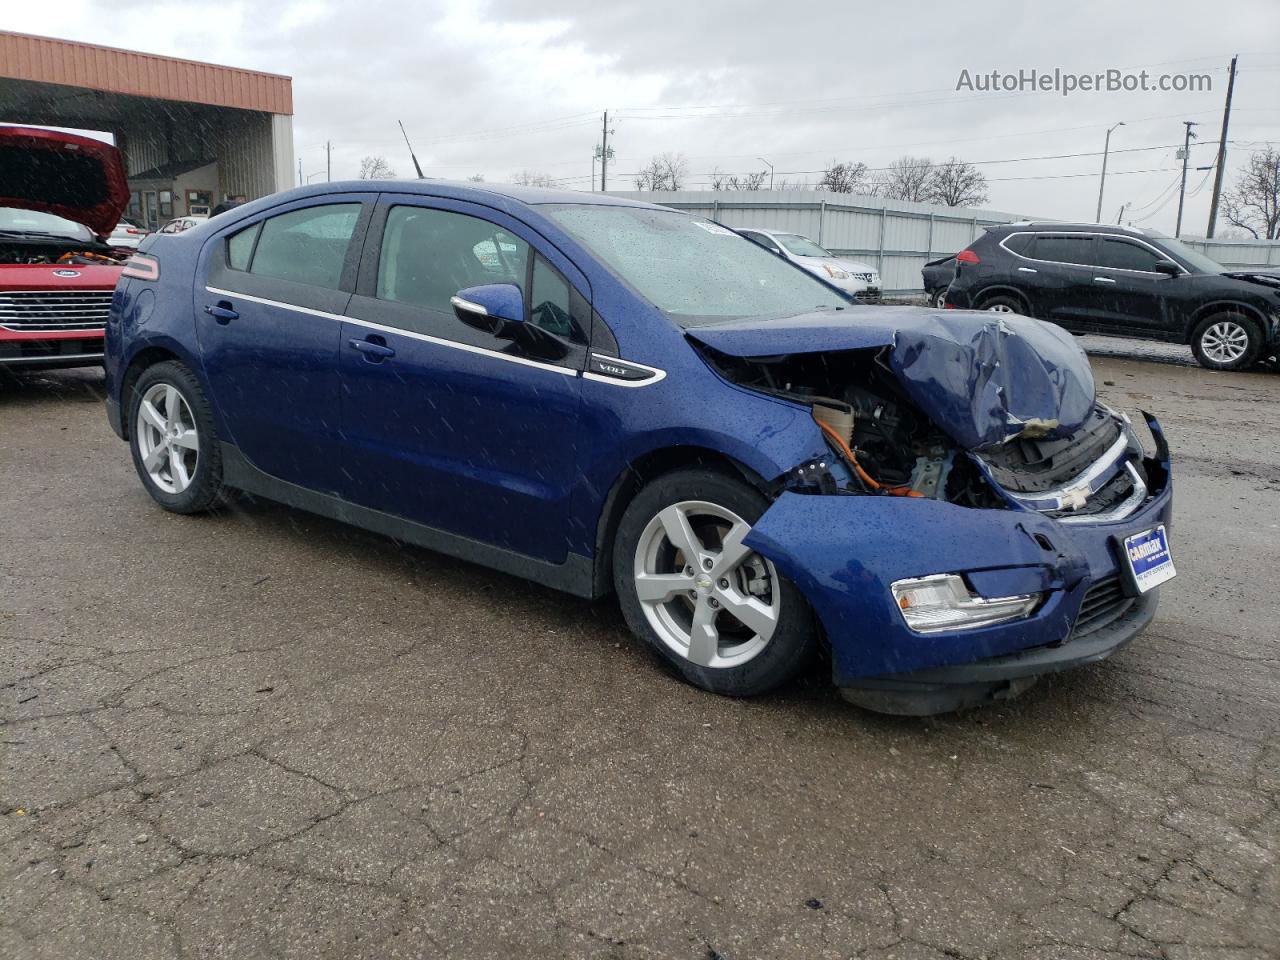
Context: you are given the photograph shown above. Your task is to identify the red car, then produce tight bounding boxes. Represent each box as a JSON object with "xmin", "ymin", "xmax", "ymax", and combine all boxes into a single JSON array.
[{"xmin": 0, "ymin": 127, "xmax": 131, "ymax": 372}]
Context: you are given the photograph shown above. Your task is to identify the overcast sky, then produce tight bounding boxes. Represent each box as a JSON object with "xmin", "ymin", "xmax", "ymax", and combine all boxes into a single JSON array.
[{"xmin": 3, "ymin": 0, "xmax": 1279, "ymax": 235}]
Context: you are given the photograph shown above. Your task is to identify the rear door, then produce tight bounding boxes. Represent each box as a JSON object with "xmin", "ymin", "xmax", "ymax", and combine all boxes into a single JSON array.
[
  {"xmin": 1020, "ymin": 233, "xmax": 1099, "ymax": 327},
  {"xmin": 1089, "ymin": 235, "xmax": 1173, "ymax": 334},
  {"xmin": 196, "ymin": 195, "xmax": 373, "ymax": 491},
  {"xmin": 336, "ymin": 195, "xmax": 588, "ymax": 562}
]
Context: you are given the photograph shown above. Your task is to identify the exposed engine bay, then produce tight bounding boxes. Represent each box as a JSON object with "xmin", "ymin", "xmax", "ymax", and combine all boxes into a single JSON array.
[
  {"xmin": 701, "ymin": 344, "xmax": 1153, "ymax": 518},
  {"xmin": 0, "ymin": 238, "xmax": 127, "ymax": 265}
]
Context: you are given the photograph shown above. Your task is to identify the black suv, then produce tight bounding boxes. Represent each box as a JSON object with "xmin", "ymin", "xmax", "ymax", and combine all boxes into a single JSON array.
[{"xmin": 944, "ymin": 222, "xmax": 1280, "ymax": 371}]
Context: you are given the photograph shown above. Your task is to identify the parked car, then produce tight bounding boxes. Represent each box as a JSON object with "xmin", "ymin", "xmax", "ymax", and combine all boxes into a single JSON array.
[
  {"xmin": 921, "ymin": 254, "xmax": 956, "ymax": 309},
  {"xmin": 738, "ymin": 227, "xmax": 882, "ymax": 302},
  {"xmin": 108, "ymin": 217, "xmax": 150, "ymax": 250},
  {"xmin": 0, "ymin": 126, "xmax": 131, "ymax": 372},
  {"xmin": 158, "ymin": 215, "xmax": 208, "ymax": 235},
  {"xmin": 106, "ymin": 182, "xmax": 1174, "ymax": 715},
  {"xmin": 944, "ymin": 222, "xmax": 1280, "ymax": 371}
]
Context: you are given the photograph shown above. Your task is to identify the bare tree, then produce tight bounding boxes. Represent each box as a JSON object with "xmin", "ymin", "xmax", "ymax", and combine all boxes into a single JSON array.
[
  {"xmin": 818, "ymin": 161, "xmax": 870, "ymax": 194},
  {"xmin": 358, "ymin": 155, "xmax": 396, "ymax": 180},
  {"xmin": 633, "ymin": 153, "xmax": 688, "ymax": 191},
  {"xmin": 510, "ymin": 170, "xmax": 556, "ymax": 187},
  {"xmin": 467, "ymin": 173, "xmax": 485, "ymax": 182},
  {"xmin": 711, "ymin": 167, "xmax": 767, "ymax": 191},
  {"xmin": 1222, "ymin": 148, "xmax": 1280, "ymax": 239},
  {"xmin": 877, "ymin": 156, "xmax": 935, "ymax": 203},
  {"xmin": 928, "ymin": 156, "xmax": 989, "ymax": 207}
]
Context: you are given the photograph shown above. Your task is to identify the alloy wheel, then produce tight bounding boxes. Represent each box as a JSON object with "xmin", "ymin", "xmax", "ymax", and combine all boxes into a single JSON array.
[
  {"xmin": 933, "ymin": 290, "xmax": 948, "ymax": 309},
  {"xmin": 986, "ymin": 302, "xmax": 1016, "ymax": 313},
  {"xmin": 135, "ymin": 382, "xmax": 199, "ymax": 494},
  {"xmin": 1200, "ymin": 320, "xmax": 1250, "ymax": 365},
  {"xmin": 633, "ymin": 500, "xmax": 780, "ymax": 669}
]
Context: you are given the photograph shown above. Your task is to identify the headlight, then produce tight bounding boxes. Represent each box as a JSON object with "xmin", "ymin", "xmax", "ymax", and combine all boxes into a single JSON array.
[
  {"xmin": 823, "ymin": 264, "xmax": 850, "ymax": 279},
  {"xmin": 891, "ymin": 574, "xmax": 1040, "ymax": 633}
]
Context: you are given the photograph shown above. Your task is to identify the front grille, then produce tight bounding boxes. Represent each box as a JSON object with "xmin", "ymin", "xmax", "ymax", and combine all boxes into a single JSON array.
[
  {"xmin": 0, "ymin": 290, "xmax": 113, "ymax": 331},
  {"xmin": 1072, "ymin": 576, "xmax": 1134, "ymax": 639}
]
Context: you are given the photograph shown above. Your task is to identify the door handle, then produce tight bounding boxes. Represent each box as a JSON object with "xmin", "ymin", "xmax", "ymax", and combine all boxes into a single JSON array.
[
  {"xmin": 348, "ymin": 337, "xmax": 396, "ymax": 361},
  {"xmin": 203, "ymin": 302, "xmax": 239, "ymax": 324},
  {"xmin": 1093, "ymin": 277, "xmax": 1116, "ymax": 284},
  {"xmin": 1017, "ymin": 267, "xmax": 1038, "ymax": 273}
]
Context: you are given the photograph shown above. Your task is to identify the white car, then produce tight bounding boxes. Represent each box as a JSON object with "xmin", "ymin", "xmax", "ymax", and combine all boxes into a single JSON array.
[
  {"xmin": 738, "ymin": 227, "xmax": 881, "ymax": 301},
  {"xmin": 158, "ymin": 215, "xmax": 208, "ymax": 235},
  {"xmin": 108, "ymin": 218, "xmax": 150, "ymax": 249}
]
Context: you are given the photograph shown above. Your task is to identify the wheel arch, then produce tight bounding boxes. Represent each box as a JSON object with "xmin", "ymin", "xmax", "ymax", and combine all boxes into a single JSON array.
[
  {"xmin": 1183, "ymin": 299, "xmax": 1269, "ymax": 345},
  {"xmin": 116, "ymin": 337, "xmax": 209, "ymax": 440},
  {"xmin": 589, "ymin": 445, "xmax": 770, "ymax": 599},
  {"xmin": 974, "ymin": 285, "xmax": 1031, "ymax": 312}
]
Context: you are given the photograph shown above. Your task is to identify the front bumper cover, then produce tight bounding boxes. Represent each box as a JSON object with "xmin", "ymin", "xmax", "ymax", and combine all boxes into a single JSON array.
[{"xmin": 741, "ymin": 415, "xmax": 1173, "ymax": 710}]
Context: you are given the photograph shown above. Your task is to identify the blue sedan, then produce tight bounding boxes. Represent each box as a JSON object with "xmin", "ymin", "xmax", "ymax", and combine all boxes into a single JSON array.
[{"xmin": 105, "ymin": 181, "xmax": 1174, "ymax": 715}]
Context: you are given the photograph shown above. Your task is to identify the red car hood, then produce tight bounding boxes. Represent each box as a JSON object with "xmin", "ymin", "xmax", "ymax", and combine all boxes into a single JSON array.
[{"xmin": 0, "ymin": 127, "xmax": 130, "ymax": 238}]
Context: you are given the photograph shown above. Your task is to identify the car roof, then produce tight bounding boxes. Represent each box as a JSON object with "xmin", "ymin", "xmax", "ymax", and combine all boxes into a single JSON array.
[
  {"xmin": 989, "ymin": 221, "xmax": 1154, "ymax": 238},
  {"xmin": 740, "ymin": 227, "xmax": 806, "ymax": 238},
  {"xmin": 269, "ymin": 178, "xmax": 665, "ymax": 211}
]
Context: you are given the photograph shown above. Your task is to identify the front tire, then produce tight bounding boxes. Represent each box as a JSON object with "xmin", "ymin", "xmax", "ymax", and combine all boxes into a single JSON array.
[
  {"xmin": 128, "ymin": 361, "xmax": 230, "ymax": 513},
  {"xmin": 1190, "ymin": 313, "xmax": 1263, "ymax": 371},
  {"xmin": 612, "ymin": 469, "xmax": 816, "ymax": 696}
]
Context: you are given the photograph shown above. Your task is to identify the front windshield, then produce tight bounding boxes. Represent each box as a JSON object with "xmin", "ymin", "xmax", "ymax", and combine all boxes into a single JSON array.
[
  {"xmin": 775, "ymin": 233, "xmax": 833, "ymax": 258},
  {"xmin": 1147, "ymin": 232, "xmax": 1226, "ymax": 274},
  {"xmin": 0, "ymin": 206, "xmax": 94, "ymax": 240},
  {"xmin": 544, "ymin": 204, "xmax": 847, "ymax": 324}
]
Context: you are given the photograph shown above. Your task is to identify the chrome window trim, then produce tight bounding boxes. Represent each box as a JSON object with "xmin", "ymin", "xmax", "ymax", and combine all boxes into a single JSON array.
[
  {"xmin": 998, "ymin": 231, "xmax": 1185, "ymax": 276},
  {"xmin": 205, "ymin": 286, "xmax": 576, "ymax": 377}
]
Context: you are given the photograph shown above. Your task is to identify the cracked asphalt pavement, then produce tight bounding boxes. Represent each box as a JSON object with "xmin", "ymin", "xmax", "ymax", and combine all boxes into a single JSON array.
[{"xmin": 3, "ymin": 343, "xmax": 1279, "ymax": 959}]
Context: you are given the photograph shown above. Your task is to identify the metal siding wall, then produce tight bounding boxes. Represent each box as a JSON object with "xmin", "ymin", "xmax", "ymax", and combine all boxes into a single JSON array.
[
  {"xmin": 611, "ymin": 191, "xmax": 1026, "ymax": 293},
  {"xmin": 1183, "ymin": 238, "xmax": 1280, "ymax": 269}
]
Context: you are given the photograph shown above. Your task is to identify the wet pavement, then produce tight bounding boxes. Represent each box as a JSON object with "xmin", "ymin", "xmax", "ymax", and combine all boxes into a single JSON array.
[{"xmin": 3, "ymin": 343, "xmax": 1279, "ymax": 959}]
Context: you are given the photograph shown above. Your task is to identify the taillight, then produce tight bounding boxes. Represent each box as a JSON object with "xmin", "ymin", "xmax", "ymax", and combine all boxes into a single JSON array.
[
  {"xmin": 955, "ymin": 249, "xmax": 980, "ymax": 264},
  {"xmin": 121, "ymin": 254, "xmax": 160, "ymax": 281}
]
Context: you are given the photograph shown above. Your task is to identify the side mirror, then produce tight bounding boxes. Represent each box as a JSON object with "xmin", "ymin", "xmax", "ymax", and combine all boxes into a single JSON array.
[
  {"xmin": 1154, "ymin": 260, "xmax": 1181, "ymax": 277},
  {"xmin": 451, "ymin": 283, "xmax": 525, "ymax": 338}
]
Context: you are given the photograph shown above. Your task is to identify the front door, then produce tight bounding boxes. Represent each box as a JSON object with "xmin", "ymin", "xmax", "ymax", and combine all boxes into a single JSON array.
[
  {"xmin": 1089, "ymin": 235, "xmax": 1172, "ymax": 334},
  {"xmin": 195, "ymin": 196, "xmax": 372, "ymax": 491},
  {"xmin": 337, "ymin": 196, "xmax": 589, "ymax": 563}
]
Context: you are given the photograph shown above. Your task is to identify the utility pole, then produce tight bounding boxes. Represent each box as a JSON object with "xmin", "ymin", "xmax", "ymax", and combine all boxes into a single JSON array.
[
  {"xmin": 596, "ymin": 111, "xmax": 614, "ymax": 192},
  {"xmin": 1116, "ymin": 202, "xmax": 1130, "ymax": 225},
  {"xmin": 326, "ymin": 141, "xmax": 332, "ymax": 183},
  {"xmin": 1095, "ymin": 121, "xmax": 1124, "ymax": 223},
  {"xmin": 1175, "ymin": 121, "xmax": 1198, "ymax": 237},
  {"xmin": 1206, "ymin": 54, "xmax": 1238, "ymax": 238}
]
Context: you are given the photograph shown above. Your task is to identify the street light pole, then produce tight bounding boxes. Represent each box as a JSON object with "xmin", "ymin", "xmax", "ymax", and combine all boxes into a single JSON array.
[
  {"xmin": 757, "ymin": 157, "xmax": 774, "ymax": 191},
  {"xmin": 1095, "ymin": 122, "xmax": 1124, "ymax": 223}
]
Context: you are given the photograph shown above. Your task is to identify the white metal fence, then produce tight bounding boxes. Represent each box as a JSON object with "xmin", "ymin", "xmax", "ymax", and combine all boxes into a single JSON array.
[{"xmin": 608, "ymin": 190, "xmax": 1280, "ymax": 294}]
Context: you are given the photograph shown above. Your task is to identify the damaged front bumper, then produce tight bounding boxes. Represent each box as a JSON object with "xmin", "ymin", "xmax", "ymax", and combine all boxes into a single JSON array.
[{"xmin": 742, "ymin": 415, "xmax": 1174, "ymax": 715}]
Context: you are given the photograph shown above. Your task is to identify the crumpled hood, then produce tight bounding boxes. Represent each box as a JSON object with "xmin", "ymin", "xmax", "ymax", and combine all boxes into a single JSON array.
[
  {"xmin": 687, "ymin": 306, "xmax": 1096, "ymax": 449},
  {"xmin": 0, "ymin": 127, "xmax": 131, "ymax": 238}
]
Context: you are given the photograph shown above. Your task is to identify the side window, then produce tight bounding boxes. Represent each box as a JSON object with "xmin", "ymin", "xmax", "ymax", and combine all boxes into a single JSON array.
[
  {"xmin": 1096, "ymin": 238, "xmax": 1162, "ymax": 272},
  {"xmin": 247, "ymin": 203, "xmax": 360, "ymax": 290},
  {"xmin": 1002, "ymin": 233, "xmax": 1033, "ymax": 255},
  {"xmin": 377, "ymin": 206, "xmax": 529, "ymax": 313},
  {"xmin": 226, "ymin": 222, "xmax": 260, "ymax": 271},
  {"xmin": 1030, "ymin": 234, "xmax": 1095, "ymax": 266},
  {"xmin": 529, "ymin": 256, "xmax": 582, "ymax": 341}
]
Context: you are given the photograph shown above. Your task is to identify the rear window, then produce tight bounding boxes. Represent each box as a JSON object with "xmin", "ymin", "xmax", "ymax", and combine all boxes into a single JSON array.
[
  {"xmin": 1030, "ymin": 234, "xmax": 1094, "ymax": 266},
  {"xmin": 1001, "ymin": 233, "xmax": 1034, "ymax": 255},
  {"xmin": 236, "ymin": 204, "xmax": 360, "ymax": 290}
]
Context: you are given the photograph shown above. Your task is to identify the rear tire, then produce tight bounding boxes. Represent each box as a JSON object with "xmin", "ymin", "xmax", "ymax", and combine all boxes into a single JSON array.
[
  {"xmin": 612, "ymin": 469, "xmax": 816, "ymax": 696},
  {"xmin": 931, "ymin": 288, "xmax": 948, "ymax": 309},
  {"xmin": 1190, "ymin": 313, "xmax": 1263, "ymax": 371},
  {"xmin": 980, "ymin": 294, "xmax": 1025, "ymax": 314},
  {"xmin": 128, "ymin": 361, "xmax": 230, "ymax": 514}
]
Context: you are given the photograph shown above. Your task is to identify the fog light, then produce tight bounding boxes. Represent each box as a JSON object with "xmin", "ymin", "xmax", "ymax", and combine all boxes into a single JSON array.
[{"xmin": 891, "ymin": 574, "xmax": 1039, "ymax": 633}]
